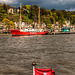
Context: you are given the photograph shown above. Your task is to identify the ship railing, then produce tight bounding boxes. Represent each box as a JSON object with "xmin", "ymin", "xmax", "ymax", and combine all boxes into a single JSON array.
[{"xmin": 21, "ymin": 29, "xmax": 45, "ymax": 32}]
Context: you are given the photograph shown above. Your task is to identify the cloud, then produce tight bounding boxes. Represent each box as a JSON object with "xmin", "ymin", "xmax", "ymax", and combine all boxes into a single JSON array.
[
  {"xmin": 39, "ymin": 0, "xmax": 75, "ymax": 10},
  {"xmin": 0, "ymin": 0, "xmax": 17, "ymax": 4},
  {"xmin": 0, "ymin": 0, "xmax": 75, "ymax": 11},
  {"xmin": 46, "ymin": 0, "xmax": 75, "ymax": 5},
  {"xmin": 66, "ymin": 8, "xmax": 75, "ymax": 11}
]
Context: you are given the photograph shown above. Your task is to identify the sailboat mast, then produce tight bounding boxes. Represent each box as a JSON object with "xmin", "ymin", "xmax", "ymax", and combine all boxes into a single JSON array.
[
  {"xmin": 20, "ymin": 3, "xmax": 22, "ymax": 31},
  {"xmin": 38, "ymin": 7, "xmax": 40, "ymax": 29}
]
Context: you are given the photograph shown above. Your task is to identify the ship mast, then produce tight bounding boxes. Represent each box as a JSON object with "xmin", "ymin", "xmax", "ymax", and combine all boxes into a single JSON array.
[
  {"xmin": 20, "ymin": 3, "xmax": 22, "ymax": 31},
  {"xmin": 38, "ymin": 7, "xmax": 40, "ymax": 29}
]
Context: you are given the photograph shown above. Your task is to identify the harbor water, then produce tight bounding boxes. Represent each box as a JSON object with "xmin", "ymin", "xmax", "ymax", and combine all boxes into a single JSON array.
[{"xmin": 0, "ymin": 34, "xmax": 75, "ymax": 75}]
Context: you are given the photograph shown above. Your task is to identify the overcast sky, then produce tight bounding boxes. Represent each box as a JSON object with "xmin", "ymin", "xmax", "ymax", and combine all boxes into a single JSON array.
[{"xmin": 0, "ymin": 0, "xmax": 75, "ymax": 11}]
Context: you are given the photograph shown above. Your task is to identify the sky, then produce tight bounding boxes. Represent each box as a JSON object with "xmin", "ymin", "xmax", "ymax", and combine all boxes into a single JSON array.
[{"xmin": 0, "ymin": 0, "xmax": 75, "ymax": 11}]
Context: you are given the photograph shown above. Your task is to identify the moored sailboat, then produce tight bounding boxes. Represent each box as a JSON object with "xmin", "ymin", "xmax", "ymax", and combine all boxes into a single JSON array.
[{"xmin": 10, "ymin": 4, "xmax": 47, "ymax": 36}]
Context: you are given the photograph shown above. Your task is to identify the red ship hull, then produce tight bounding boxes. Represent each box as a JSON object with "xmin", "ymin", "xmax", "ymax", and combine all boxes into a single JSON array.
[{"xmin": 10, "ymin": 29, "xmax": 47, "ymax": 36}]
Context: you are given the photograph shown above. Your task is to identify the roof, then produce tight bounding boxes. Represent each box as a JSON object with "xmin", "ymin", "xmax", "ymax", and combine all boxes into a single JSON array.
[{"xmin": 9, "ymin": 7, "xmax": 19, "ymax": 9}]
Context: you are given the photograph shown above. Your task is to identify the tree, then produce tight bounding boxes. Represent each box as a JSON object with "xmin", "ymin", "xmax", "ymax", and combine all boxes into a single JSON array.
[
  {"xmin": 0, "ymin": 3, "xmax": 2, "ymax": 6},
  {"xmin": 41, "ymin": 15, "xmax": 50, "ymax": 24},
  {"xmin": 59, "ymin": 17, "xmax": 66, "ymax": 27},
  {"xmin": 14, "ymin": 14, "xmax": 19, "ymax": 22},
  {"xmin": 49, "ymin": 16, "xmax": 55, "ymax": 24},
  {"xmin": 56, "ymin": 10, "xmax": 64, "ymax": 20},
  {"xmin": 61, "ymin": 10, "xmax": 67, "ymax": 19},
  {"xmin": 70, "ymin": 15, "xmax": 75, "ymax": 24},
  {"xmin": 49, "ymin": 10, "xmax": 52, "ymax": 16},
  {"xmin": 0, "ymin": 6, "xmax": 6, "ymax": 21},
  {"xmin": 7, "ymin": 4, "xmax": 11, "ymax": 9},
  {"xmin": 52, "ymin": 13, "xmax": 58, "ymax": 21},
  {"xmin": 29, "ymin": 5, "xmax": 39, "ymax": 22},
  {"xmin": 9, "ymin": 21, "xmax": 15, "ymax": 28},
  {"xmin": 47, "ymin": 23, "xmax": 52, "ymax": 29},
  {"xmin": 25, "ymin": 5, "xmax": 31, "ymax": 10},
  {"xmin": 7, "ymin": 14, "xmax": 15, "ymax": 21},
  {"xmin": 51, "ymin": 8, "xmax": 56, "ymax": 13},
  {"xmin": 40, "ymin": 8, "xmax": 50, "ymax": 16},
  {"xmin": 3, "ymin": 3, "xmax": 7, "ymax": 12},
  {"xmin": 2, "ymin": 18, "xmax": 15, "ymax": 32}
]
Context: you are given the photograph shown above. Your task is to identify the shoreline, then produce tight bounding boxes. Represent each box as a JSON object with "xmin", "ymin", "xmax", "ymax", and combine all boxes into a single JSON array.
[
  {"xmin": 48, "ymin": 31, "xmax": 75, "ymax": 35},
  {"xmin": 0, "ymin": 33, "xmax": 11, "ymax": 35},
  {"xmin": 0, "ymin": 31, "xmax": 75, "ymax": 35}
]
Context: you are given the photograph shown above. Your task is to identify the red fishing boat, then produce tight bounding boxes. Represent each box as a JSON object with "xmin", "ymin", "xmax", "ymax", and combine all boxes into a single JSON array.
[{"xmin": 10, "ymin": 4, "xmax": 47, "ymax": 36}]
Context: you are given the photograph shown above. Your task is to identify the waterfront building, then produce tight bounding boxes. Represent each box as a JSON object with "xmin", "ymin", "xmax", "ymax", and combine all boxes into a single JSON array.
[
  {"xmin": 63, "ymin": 21, "xmax": 70, "ymax": 27},
  {"xmin": 8, "ymin": 7, "xmax": 19, "ymax": 14},
  {"xmin": 0, "ymin": 22, "xmax": 3, "ymax": 33}
]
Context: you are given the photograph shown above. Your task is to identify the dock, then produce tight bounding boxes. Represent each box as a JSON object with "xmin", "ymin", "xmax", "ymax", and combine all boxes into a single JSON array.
[{"xmin": 51, "ymin": 31, "xmax": 75, "ymax": 35}]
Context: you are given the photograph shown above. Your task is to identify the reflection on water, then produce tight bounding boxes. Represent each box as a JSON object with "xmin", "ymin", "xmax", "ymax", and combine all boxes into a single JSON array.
[{"xmin": 0, "ymin": 34, "xmax": 75, "ymax": 75}]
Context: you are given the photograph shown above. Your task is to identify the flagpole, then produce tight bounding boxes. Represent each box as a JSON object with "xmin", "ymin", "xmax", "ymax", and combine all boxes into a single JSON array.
[
  {"xmin": 20, "ymin": 3, "xmax": 22, "ymax": 31},
  {"xmin": 32, "ymin": 63, "xmax": 36, "ymax": 75}
]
